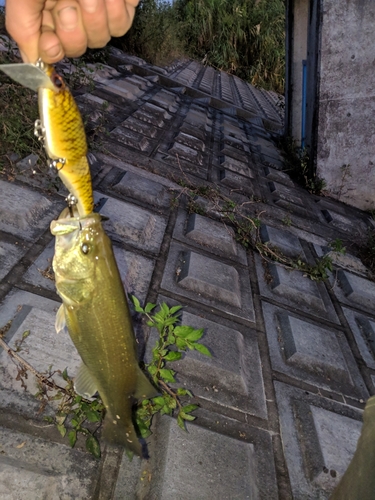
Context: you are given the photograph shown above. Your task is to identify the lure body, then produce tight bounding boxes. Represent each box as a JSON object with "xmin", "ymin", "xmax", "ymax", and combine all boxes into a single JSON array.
[{"xmin": 0, "ymin": 61, "xmax": 94, "ymax": 216}]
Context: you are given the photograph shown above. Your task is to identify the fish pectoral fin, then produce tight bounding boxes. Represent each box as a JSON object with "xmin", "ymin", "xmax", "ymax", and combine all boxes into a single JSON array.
[
  {"xmin": 74, "ymin": 363, "xmax": 98, "ymax": 398},
  {"xmin": 134, "ymin": 366, "xmax": 159, "ymax": 400},
  {"xmin": 55, "ymin": 304, "xmax": 68, "ymax": 335}
]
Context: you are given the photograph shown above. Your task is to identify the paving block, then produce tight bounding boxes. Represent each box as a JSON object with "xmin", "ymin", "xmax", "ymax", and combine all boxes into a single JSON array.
[
  {"xmin": 268, "ymin": 181, "xmax": 305, "ymax": 207},
  {"xmin": 174, "ymin": 131, "xmax": 206, "ymax": 152},
  {"xmin": 263, "ymin": 302, "xmax": 368, "ymax": 398},
  {"xmin": 260, "ymin": 225, "xmax": 304, "ymax": 258},
  {"xmin": 314, "ymin": 244, "xmax": 368, "ymax": 276},
  {"xmin": 219, "ymin": 169, "xmax": 256, "ymax": 192},
  {"xmin": 0, "ymin": 180, "xmax": 56, "ymax": 241},
  {"xmin": 148, "ymin": 308, "xmax": 267, "ymax": 419},
  {"xmin": 102, "ymin": 79, "xmax": 145, "ymax": 101},
  {"xmin": 0, "ymin": 427, "xmax": 99, "ymax": 500},
  {"xmin": 0, "ymin": 302, "xmax": 80, "ymax": 398},
  {"xmin": 0, "ymin": 239, "xmax": 28, "ymax": 280},
  {"xmin": 110, "ymin": 126, "xmax": 153, "ymax": 153},
  {"xmin": 112, "ymin": 171, "xmax": 171, "ymax": 208},
  {"xmin": 23, "ymin": 239, "xmax": 55, "ymax": 291},
  {"xmin": 255, "ymin": 254, "xmax": 339, "ymax": 323},
  {"xmin": 316, "ymin": 200, "xmax": 369, "ymax": 236},
  {"xmin": 220, "ymin": 155, "xmax": 253, "ymax": 178},
  {"xmin": 161, "ymin": 242, "xmax": 255, "ymax": 323},
  {"xmin": 275, "ymin": 382, "xmax": 363, "ymax": 499},
  {"xmin": 120, "ymin": 116, "xmax": 159, "ymax": 139},
  {"xmin": 168, "ymin": 142, "xmax": 203, "ymax": 166},
  {"xmin": 343, "ymin": 307, "xmax": 375, "ymax": 369},
  {"xmin": 262, "ymin": 166, "xmax": 294, "ymax": 187},
  {"xmin": 149, "ymin": 89, "xmax": 180, "ymax": 113},
  {"xmin": 133, "ymin": 102, "xmax": 172, "ymax": 127},
  {"xmin": 333, "ymin": 270, "xmax": 375, "ymax": 312},
  {"xmin": 173, "ymin": 210, "xmax": 247, "ymax": 265},
  {"xmin": 96, "ymin": 194, "xmax": 167, "ymax": 254},
  {"xmin": 146, "ymin": 416, "xmax": 278, "ymax": 500}
]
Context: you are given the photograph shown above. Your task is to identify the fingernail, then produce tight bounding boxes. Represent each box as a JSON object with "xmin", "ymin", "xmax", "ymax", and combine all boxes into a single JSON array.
[
  {"xmin": 80, "ymin": 0, "xmax": 98, "ymax": 14},
  {"xmin": 58, "ymin": 6, "xmax": 78, "ymax": 31}
]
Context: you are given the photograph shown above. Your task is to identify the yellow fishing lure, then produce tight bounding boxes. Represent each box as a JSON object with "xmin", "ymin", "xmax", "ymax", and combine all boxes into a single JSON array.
[{"xmin": 0, "ymin": 60, "xmax": 93, "ymax": 216}]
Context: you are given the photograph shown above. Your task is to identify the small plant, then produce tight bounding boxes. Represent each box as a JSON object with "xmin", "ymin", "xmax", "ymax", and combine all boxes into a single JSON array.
[
  {"xmin": 282, "ymin": 216, "xmax": 292, "ymax": 226},
  {"xmin": 0, "ymin": 298, "xmax": 210, "ymax": 459},
  {"xmin": 278, "ymin": 136, "xmax": 326, "ymax": 194},
  {"xmin": 41, "ymin": 368, "xmax": 104, "ymax": 458},
  {"xmin": 131, "ymin": 297, "xmax": 211, "ymax": 437}
]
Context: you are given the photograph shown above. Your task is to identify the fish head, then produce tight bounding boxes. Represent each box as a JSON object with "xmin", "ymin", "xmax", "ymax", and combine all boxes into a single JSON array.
[{"xmin": 51, "ymin": 211, "xmax": 104, "ymax": 283}]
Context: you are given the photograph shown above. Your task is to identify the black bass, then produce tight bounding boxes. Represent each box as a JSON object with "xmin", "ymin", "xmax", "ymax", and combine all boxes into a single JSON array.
[
  {"xmin": 0, "ymin": 61, "xmax": 93, "ymax": 216},
  {"xmin": 51, "ymin": 208, "xmax": 157, "ymax": 455}
]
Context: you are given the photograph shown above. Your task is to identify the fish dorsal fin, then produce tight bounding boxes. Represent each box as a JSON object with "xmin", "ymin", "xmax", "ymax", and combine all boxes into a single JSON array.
[
  {"xmin": 74, "ymin": 363, "xmax": 98, "ymax": 398},
  {"xmin": 55, "ymin": 304, "xmax": 68, "ymax": 335},
  {"xmin": 134, "ymin": 366, "xmax": 159, "ymax": 400}
]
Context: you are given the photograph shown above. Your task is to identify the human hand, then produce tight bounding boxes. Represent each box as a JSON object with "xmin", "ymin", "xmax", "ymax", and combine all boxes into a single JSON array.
[{"xmin": 5, "ymin": 0, "xmax": 139, "ymax": 64}]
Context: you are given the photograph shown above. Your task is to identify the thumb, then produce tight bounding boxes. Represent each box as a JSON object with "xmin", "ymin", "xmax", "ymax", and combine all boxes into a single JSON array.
[{"xmin": 5, "ymin": 0, "xmax": 58, "ymax": 63}]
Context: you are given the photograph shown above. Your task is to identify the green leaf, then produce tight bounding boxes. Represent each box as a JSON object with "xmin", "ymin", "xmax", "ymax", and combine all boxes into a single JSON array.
[
  {"xmin": 182, "ymin": 404, "xmax": 198, "ymax": 413},
  {"xmin": 86, "ymin": 435, "xmax": 101, "ymax": 459},
  {"xmin": 176, "ymin": 388, "xmax": 193, "ymax": 397},
  {"xmin": 68, "ymin": 430, "xmax": 77, "ymax": 447},
  {"xmin": 176, "ymin": 338, "xmax": 187, "ymax": 350},
  {"xmin": 43, "ymin": 416, "xmax": 54, "ymax": 423},
  {"xmin": 194, "ymin": 343, "xmax": 212, "ymax": 357},
  {"xmin": 177, "ymin": 414, "xmax": 186, "ymax": 431},
  {"xmin": 146, "ymin": 320, "xmax": 155, "ymax": 327},
  {"xmin": 147, "ymin": 365, "xmax": 157, "ymax": 376},
  {"xmin": 160, "ymin": 303, "xmax": 170, "ymax": 316},
  {"xmin": 164, "ymin": 351, "xmax": 182, "ymax": 361},
  {"xmin": 159, "ymin": 369, "xmax": 176, "ymax": 383},
  {"xmin": 152, "ymin": 396, "xmax": 166, "ymax": 406},
  {"xmin": 180, "ymin": 412, "xmax": 195, "ymax": 421},
  {"xmin": 55, "ymin": 413, "xmax": 67, "ymax": 425},
  {"xmin": 71, "ymin": 418, "xmax": 79, "ymax": 428},
  {"xmin": 85, "ymin": 410, "xmax": 101, "ymax": 423},
  {"xmin": 185, "ymin": 328, "xmax": 204, "ymax": 341},
  {"xmin": 169, "ymin": 305, "xmax": 182, "ymax": 315},
  {"xmin": 57, "ymin": 424, "xmax": 66, "ymax": 437},
  {"xmin": 130, "ymin": 295, "xmax": 144, "ymax": 313},
  {"xmin": 174, "ymin": 325, "xmax": 195, "ymax": 338},
  {"xmin": 62, "ymin": 368, "xmax": 69, "ymax": 381},
  {"xmin": 144, "ymin": 302, "xmax": 156, "ymax": 313},
  {"xmin": 167, "ymin": 333, "xmax": 176, "ymax": 344}
]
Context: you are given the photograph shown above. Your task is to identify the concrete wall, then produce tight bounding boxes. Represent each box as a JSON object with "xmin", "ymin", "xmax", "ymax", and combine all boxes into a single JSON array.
[{"xmin": 316, "ymin": 0, "xmax": 375, "ymax": 211}]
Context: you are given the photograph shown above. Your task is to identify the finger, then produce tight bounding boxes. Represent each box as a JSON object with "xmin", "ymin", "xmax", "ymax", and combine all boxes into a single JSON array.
[
  {"xmin": 78, "ymin": 0, "xmax": 111, "ymax": 49},
  {"xmin": 52, "ymin": 0, "xmax": 88, "ymax": 58},
  {"xmin": 105, "ymin": 0, "xmax": 139, "ymax": 38},
  {"xmin": 39, "ymin": 9, "xmax": 65, "ymax": 63},
  {"xmin": 5, "ymin": 0, "xmax": 58, "ymax": 63}
]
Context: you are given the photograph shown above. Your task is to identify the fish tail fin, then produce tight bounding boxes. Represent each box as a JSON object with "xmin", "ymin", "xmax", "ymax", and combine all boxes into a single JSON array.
[{"xmin": 102, "ymin": 413, "xmax": 143, "ymax": 457}]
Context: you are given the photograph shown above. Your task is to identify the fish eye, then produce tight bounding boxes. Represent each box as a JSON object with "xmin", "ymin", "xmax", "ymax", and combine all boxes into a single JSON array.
[
  {"xmin": 51, "ymin": 72, "xmax": 64, "ymax": 89},
  {"xmin": 81, "ymin": 243, "xmax": 90, "ymax": 255}
]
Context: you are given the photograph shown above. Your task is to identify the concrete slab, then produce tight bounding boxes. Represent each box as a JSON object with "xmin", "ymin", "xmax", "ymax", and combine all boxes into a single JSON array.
[
  {"xmin": 0, "ymin": 426, "xmax": 99, "ymax": 500},
  {"xmin": 275, "ymin": 382, "xmax": 363, "ymax": 499},
  {"xmin": 161, "ymin": 242, "xmax": 255, "ymax": 323},
  {"xmin": 263, "ymin": 302, "xmax": 368, "ymax": 398}
]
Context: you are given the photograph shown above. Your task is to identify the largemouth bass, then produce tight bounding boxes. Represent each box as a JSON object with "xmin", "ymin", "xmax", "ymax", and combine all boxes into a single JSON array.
[
  {"xmin": 0, "ymin": 61, "xmax": 93, "ymax": 216},
  {"xmin": 51, "ymin": 208, "xmax": 157, "ymax": 455}
]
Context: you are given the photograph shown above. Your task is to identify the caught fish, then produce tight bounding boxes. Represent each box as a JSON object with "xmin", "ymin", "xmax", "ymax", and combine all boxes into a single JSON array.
[
  {"xmin": 51, "ymin": 208, "xmax": 157, "ymax": 455},
  {"xmin": 0, "ymin": 61, "xmax": 93, "ymax": 216}
]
